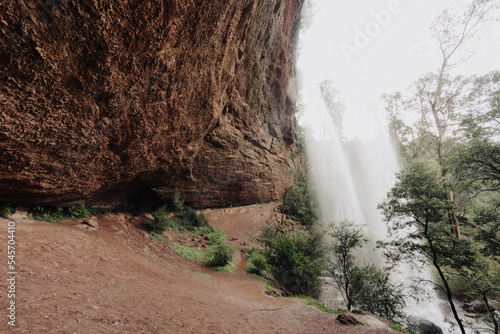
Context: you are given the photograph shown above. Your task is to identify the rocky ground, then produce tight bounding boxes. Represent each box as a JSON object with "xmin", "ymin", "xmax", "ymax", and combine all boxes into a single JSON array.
[{"xmin": 0, "ymin": 203, "xmax": 401, "ymax": 333}]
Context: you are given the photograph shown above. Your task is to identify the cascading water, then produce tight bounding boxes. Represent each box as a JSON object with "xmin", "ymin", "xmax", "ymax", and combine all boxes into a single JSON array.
[{"xmin": 295, "ymin": 0, "xmax": 452, "ymax": 332}]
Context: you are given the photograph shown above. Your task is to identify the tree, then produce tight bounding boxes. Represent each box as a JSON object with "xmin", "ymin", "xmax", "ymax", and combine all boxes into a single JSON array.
[
  {"xmin": 451, "ymin": 255, "xmax": 500, "ymax": 333},
  {"xmin": 282, "ymin": 168, "xmax": 316, "ymax": 226},
  {"xmin": 378, "ymin": 168, "xmax": 473, "ymax": 334},
  {"xmin": 266, "ymin": 235, "xmax": 322, "ymax": 297},
  {"xmin": 351, "ymin": 265, "xmax": 406, "ymax": 322},
  {"xmin": 327, "ymin": 220, "xmax": 367, "ymax": 310},
  {"xmin": 319, "ymin": 79, "xmax": 346, "ymax": 137},
  {"xmin": 384, "ymin": 1, "xmax": 499, "ymax": 239}
]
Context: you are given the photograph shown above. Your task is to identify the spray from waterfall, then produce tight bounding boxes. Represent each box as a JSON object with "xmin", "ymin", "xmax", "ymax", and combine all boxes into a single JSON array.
[{"xmin": 295, "ymin": 0, "xmax": 451, "ymax": 331}]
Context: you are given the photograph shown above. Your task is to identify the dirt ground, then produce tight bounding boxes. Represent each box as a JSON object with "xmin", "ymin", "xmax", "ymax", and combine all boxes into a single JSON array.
[{"xmin": 0, "ymin": 203, "xmax": 400, "ymax": 333}]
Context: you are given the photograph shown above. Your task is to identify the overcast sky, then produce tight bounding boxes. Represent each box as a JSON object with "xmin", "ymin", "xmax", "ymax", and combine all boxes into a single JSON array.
[{"xmin": 296, "ymin": 0, "xmax": 500, "ymax": 140}]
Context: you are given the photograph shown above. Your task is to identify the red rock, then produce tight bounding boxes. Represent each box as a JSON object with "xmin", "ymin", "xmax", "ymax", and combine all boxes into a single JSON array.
[{"xmin": 0, "ymin": 0, "xmax": 303, "ymax": 208}]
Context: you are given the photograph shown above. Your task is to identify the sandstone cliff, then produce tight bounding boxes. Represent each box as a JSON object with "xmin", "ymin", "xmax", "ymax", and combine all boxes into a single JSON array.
[{"xmin": 0, "ymin": 0, "xmax": 303, "ymax": 207}]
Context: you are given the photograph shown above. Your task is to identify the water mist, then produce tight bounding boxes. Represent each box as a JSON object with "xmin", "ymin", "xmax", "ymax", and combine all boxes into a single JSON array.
[{"xmin": 295, "ymin": 1, "xmax": 451, "ymax": 331}]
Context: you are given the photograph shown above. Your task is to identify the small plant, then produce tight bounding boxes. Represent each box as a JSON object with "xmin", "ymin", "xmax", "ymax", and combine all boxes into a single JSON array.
[
  {"xmin": 250, "ymin": 274, "xmax": 277, "ymax": 291},
  {"xmin": 246, "ymin": 248, "xmax": 268, "ymax": 274},
  {"xmin": 212, "ymin": 262, "xmax": 236, "ymax": 273},
  {"xmin": 173, "ymin": 192, "xmax": 184, "ymax": 212},
  {"xmin": 196, "ymin": 273, "xmax": 214, "ymax": 280},
  {"xmin": 142, "ymin": 205, "xmax": 179, "ymax": 234},
  {"xmin": 183, "ymin": 207, "xmax": 214, "ymax": 231},
  {"xmin": 32, "ymin": 206, "xmax": 66, "ymax": 222},
  {"xmin": 205, "ymin": 241, "xmax": 236, "ymax": 267},
  {"xmin": 207, "ymin": 231, "xmax": 227, "ymax": 245},
  {"xmin": 390, "ymin": 323, "xmax": 411, "ymax": 333},
  {"xmin": 301, "ymin": 297, "xmax": 343, "ymax": 314},
  {"xmin": 67, "ymin": 203, "xmax": 91, "ymax": 218},
  {"xmin": 0, "ymin": 203, "xmax": 14, "ymax": 218},
  {"xmin": 170, "ymin": 242, "xmax": 205, "ymax": 262}
]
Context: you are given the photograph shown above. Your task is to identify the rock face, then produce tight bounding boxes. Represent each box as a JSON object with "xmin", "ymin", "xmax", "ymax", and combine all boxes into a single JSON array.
[{"xmin": 0, "ymin": 0, "xmax": 303, "ymax": 207}]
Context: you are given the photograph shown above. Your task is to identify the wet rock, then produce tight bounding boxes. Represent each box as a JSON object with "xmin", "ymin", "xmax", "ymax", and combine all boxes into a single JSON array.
[
  {"xmin": 336, "ymin": 313, "xmax": 362, "ymax": 325},
  {"xmin": 462, "ymin": 302, "xmax": 489, "ymax": 314},
  {"xmin": 407, "ymin": 317, "xmax": 444, "ymax": 334}
]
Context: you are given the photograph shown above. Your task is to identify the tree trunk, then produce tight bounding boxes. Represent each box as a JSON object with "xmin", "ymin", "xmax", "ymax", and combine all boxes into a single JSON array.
[
  {"xmin": 431, "ymin": 61, "xmax": 461, "ymax": 239},
  {"xmin": 482, "ymin": 290, "xmax": 499, "ymax": 334},
  {"xmin": 429, "ymin": 238, "xmax": 466, "ymax": 334}
]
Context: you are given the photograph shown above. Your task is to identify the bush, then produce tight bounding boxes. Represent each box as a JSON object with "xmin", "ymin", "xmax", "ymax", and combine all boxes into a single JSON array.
[
  {"xmin": 207, "ymin": 231, "xmax": 227, "ymax": 245},
  {"xmin": 205, "ymin": 241, "xmax": 236, "ymax": 267},
  {"xmin": 0, "ymin": 203, "xmax": 14, "ymax": 219},
  {"xmin": 32, "ymin": 206, "xmax": 66, "ymax": 222},
  {"xmin": 283, "ymin": 170, "xmax": 316, "ymax": 225},
  {"xmin": 183, "ymin": 207, "xmax": 214, "ymax": 230},
  {"xmin": 246, "ymin": 248, "xmax": 268, "ymax": 274},
  {"xmin": 143, "ymin": 205, "xmax": 178, "ymax": 234},
  {"xmin": 266, "ymin": 235, "xmax": 322, "ymax": 297},
  {"xmin": 173, "ymin": 192, "xmax": 185, "ymax": 212},
  {"xmin": 351, "ymin": 265, "xmax": 406, "ymax": 322},
  {"xmin": 67, "ymin": 203, "xmax": 91, "ymax": 218}
]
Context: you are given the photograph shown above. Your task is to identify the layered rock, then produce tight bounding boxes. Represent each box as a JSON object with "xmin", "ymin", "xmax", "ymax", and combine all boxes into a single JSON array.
[{"xmin": 0, "ymin": 0, "xmax": 303, "ymax": 207}]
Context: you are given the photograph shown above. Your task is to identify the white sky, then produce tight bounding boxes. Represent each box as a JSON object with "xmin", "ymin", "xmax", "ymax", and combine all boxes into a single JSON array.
[{"xmin": 296, "ymin": 0, "xmax": 500, "ymax": 140}]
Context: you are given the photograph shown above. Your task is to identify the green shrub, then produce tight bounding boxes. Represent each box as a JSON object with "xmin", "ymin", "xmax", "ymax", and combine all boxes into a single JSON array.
[
  {"xmin": 205, "ymin": 241, "xmax": 236, "ymax": 267},
  {"xmin": 207, "ymin": 231, "xmax": 227, "ymax": 245},
  {"xmin": 183, "ymin": 207, "xmax": 215, "ymax": 231},
  {"xmin": 212, "ymin": 261, "xmax": 237, "ymax": 273},
  {"xmin": 67, "ymin": 203, "xmax": 91, "ymax": 218},
  {"xmin": 246, "ymin": 248, "xmax": 268, "ymax": 274},
  {"xmin": 351, "ymin": 265, "xmax": 406, "ymax": 322},
  {"xmin": 266, "ymin": 235, "xmax": 322, "ymax": 297},
  {"xmin": 191, "ymin": 225, "xmax": 216, "ymax": 236},
  {"xmin": 170, "ymin": 242, "xmax": 204, "ymax": 261},
  {"xmin": 282, "ymin": 170, "xmax": 316, "ymax": 225},
  {"xmin": 32, "ymin": 206, "xmax": 66, "ymax": 222},
  {"xmin": 173, "ymin": 192, "xmax": 185, "ymax": 212},
  {"xmin": 143, "ymin": 205, "xmax": 179, "ymax": 234},
  {"xmin": 0, "ymin": 203, "xmax": 14, "ymax": 219}
]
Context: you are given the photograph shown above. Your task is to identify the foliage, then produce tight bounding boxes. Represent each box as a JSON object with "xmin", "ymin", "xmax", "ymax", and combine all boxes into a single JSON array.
[
  {"xmin": 389, "ymin": 323, "xmax": 411, "ymax": 334},
  {"xmin": 169, "ymin": 242, "xmax": 205, "ymax": 262},
  {"xmin": 196, "ymin": 273, "xmax": 214, "ymax": 280},
  {"xmin": 206, "ymin": 231, "xmax": 227, "ymax": 246},
  {"xmin": 67, "ymin": 203, "xmax": 91, "ymax": 218},
  {"xmin": 319, "ymin": 79, "xmax": 346, "ymax": 137},
  {"xmin": 250, "ymin": 273, "xmax": 278, "ymax": 292},
  {"xmin": 447, "ymin": 139, "xmax": 500, "ymax": 196},
  {"xmin": 351, "ymin": 265, "xmax": 406, "ymax": 322},
  {"xmin": 183, "ymin": 207, "xmax": 213, "ymax": 231},
  {"xmin": 0, "ymin": 203, "xmax": 14, "ymax": 218},
  {"xmin": 283, "ymin": 169, "xmax": 316, "ymax": 226},
  {"xmin": 142, "ymin": 205, "xmax": 176, "ymax": 234},
  {"xmin": 297, "ymin": 296, "xmax": 343, "ymax": 314},
  {"xmin": 212, "ymin": 261, "xmax": 236, "ymax": 273},
  {"xmin": 246, "ymin": 248, "xmax": 268, "ymax": 274},
  {"xmin": 205, "ymin": 241, "xmax": 236, "ymax": 268},
  {"xmin": 173, "ymin": 192, "xmax": 185, "ymax": 213},
  {"xmin": 290, "ymin": 225, "xmax": 324, "ymax": 260},
  {"xmin": 378, "ymin": 167, "xmax": 471, "ymax": 331},
  {"xmin": 30, "ymin": 203, "xmax": 96, "ymax": 222},
  {"xmin": 266, "ymin": 235, "xmax": 322, "ymax": 297},
  {"xmin": 327, "ymin": 220, "xmax": 368, "ymax": 311}
]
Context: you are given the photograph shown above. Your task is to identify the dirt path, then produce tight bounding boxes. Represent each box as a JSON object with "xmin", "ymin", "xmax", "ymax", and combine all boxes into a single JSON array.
[{"xmin": 0, "ymin": 204, "xmax": 400, "ymax": 333}]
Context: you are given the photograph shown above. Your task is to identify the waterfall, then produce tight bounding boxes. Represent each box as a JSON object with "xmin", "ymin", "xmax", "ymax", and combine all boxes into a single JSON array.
[
  {"xmin": 296, "ymin": 57, "xmax": 453, "ymax": 334},
  {"xmin": 295, "ymin": 0, "xmax": 452, "ymax": 331}
]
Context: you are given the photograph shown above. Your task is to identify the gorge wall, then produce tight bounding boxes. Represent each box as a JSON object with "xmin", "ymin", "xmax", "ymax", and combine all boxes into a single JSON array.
[{"xmin": 0, "ymin": 0, "xmax": 303, "ymax": 208}]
